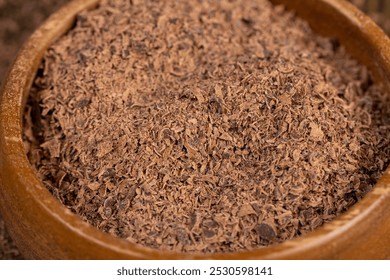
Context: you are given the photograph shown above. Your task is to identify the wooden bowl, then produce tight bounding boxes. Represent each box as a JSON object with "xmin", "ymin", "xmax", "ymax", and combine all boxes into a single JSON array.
[{"xmin": 1, "ymin": 0, "xmax": 390, "ymax": 259}]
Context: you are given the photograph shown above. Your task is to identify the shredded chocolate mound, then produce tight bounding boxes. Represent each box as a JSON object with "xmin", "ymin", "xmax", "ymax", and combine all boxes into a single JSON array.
[{"xmin": 24, "ymin": 0, "xmax": 390, "ymax": 253}]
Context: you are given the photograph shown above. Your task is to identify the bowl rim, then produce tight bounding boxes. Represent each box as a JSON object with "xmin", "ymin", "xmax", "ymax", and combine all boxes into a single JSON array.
[{"xmin": 1, "ymin": 0, "xmax": 390, "ymax": 259}]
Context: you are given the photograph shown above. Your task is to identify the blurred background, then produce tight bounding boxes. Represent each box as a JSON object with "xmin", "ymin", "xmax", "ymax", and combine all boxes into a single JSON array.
[
  {"xmin": 0, "ymin": 0, "xmax": 389, "ymax": 260},
  {"xmin": 351, "ymin": 0, "xmax": 390, "ymax": 32}
]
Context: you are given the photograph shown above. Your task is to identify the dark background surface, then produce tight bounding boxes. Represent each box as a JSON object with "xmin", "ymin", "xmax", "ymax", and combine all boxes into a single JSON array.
[{"xmin": 0, "ymin": 0, "xmax": 388, "ymax": 260}]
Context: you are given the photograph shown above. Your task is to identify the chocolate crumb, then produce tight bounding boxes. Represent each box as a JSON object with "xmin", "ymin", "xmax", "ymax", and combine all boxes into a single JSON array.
[{"xmin": 256, "ymin": 223, "xmax": 277, "ymax": 241}]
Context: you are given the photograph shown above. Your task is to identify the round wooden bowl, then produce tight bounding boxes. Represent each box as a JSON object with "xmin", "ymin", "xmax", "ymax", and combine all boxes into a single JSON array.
[{"xmin": 1, "ymin": 0, "xmax": 390, "ymax": 259}]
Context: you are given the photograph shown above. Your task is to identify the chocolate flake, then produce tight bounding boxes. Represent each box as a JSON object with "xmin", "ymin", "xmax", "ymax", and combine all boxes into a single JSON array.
[{"xmin": 256, "ymin": 222, "xmax": 277, "ymax": 242}]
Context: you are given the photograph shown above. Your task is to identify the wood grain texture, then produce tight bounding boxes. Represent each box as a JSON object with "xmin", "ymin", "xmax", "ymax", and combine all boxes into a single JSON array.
[{"xmin": 0, "ymin": 0, "xmax": 70, "ymax": 260}]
